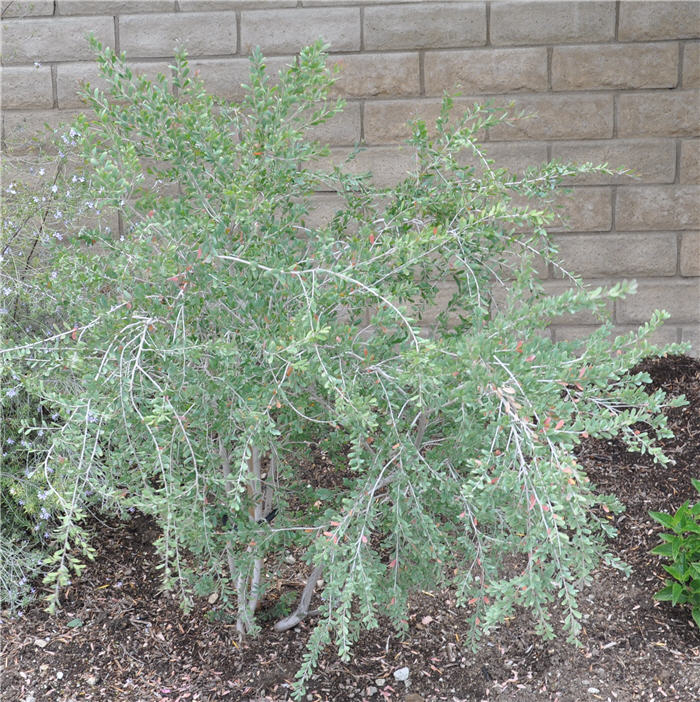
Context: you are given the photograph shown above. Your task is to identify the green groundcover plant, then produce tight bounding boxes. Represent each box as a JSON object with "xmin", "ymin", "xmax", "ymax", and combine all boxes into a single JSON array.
[
  {"xmin": 1, "ymin": 40, "xmax": 688, "ymax": 695},
  {"xmin": 650, "ymin": 479, "xmax": 700, "ymax": 628}
]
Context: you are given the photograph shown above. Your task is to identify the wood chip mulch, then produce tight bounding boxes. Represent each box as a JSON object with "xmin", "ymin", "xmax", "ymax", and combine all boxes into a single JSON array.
[{"xmin": 1, "ymin": 354, "xmax": 699, "ymax": 702}]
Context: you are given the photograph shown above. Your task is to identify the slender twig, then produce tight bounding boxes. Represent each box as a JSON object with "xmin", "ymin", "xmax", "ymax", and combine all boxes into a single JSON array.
[
  {"xmin": 218, "ymin": 437, "xmax": 242, "ymax": 630},
  {"xmin": 274, "ymin": 564, "xmax": 324, "ymax": 632}
]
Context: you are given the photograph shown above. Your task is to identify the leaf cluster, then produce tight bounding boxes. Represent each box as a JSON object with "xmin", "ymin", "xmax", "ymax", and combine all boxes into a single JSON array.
[{"xmin": 650, "ymin": 478, "xmax": 700, "ymax": 628}]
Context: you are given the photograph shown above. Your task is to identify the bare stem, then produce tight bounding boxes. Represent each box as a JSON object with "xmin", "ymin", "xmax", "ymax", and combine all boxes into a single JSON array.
[
  {"xmin": 274, "ymin": 564, "xmax": 324, "ymax": 632},
  {"xmin": 218, "ymin": 438, "xmax": 249, "ymax": 634}
]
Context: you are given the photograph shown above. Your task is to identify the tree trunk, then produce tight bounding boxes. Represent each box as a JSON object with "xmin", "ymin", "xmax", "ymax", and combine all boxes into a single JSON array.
[{"xmin": 219, "ymin": 439, "xmax": 269, "ymax": 636}]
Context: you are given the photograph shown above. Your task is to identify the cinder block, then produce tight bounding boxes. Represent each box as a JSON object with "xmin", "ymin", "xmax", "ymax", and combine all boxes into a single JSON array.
[
  {"xmin": 680, "ymin": 231, "xmax": 700, "ymax": 276},
  {"xmin": 240, "ymin": 8, "xmax": 360, "ymax": 54},
  {"xmin": 616, "ymin": 185, "xmax": 700, "ymax": 231},
  {"xmin": 1, "ymin": 156, "xmax": 49, "ymax": 189},
  {"xmin": 186, "ymin": 56, "xmax": 293, "ymax": 102},
  {"xmin": 683, "ymin": 42, "xmax": 700, "ymax": 88},
  {"xmin": 180, "ymin": 1, "xmax": 296, "ymax": 9},
  {"xmin": 363, "ymin": 98, "xmax": 456, "ymax": 145},
  {"xmin": 119, "ymin": 12, "xmax": 236, "ymax": 58},
  {"xmin": 57, "ymin": 1, "xmax": 175, "ymax": 13},
  {"xmin": 371, "ymin": 99, "xmax": 619, "ymax": 151},
  {"xmin": 618, "ymin": 91, "xmax": 700, "ymax": 138},
  {"xmin": 303, "ymin": 192, "xmax": 345, "ymax": 230},
  {"xmin": 424, "ymin": 48, "xmax": 547, "ymax": 95},
  {"xmin": 311, "ymin": 146, "xmax": 417, "ymax": 190},
  {"xmin": 56, "ymin": 61, "xmax": 173, "ymax": 108},
  {"xmin": 488, "ymin": 95, "xmax": 614, "ymax": 141},
  {"xmin": 618, "ymin": 1, "xmax": 700, "ymax": 41},
  {"xmin": 490, "ymin": 1, "xmax": 615, "ymax": 46},
  {"xmin": 550, "ymin": 139, "xmax": 677, "ymax": 185},
  {"xmin": 679, "ymin": 140, "xmax": 700, "ymax": 184},
  {"xmin": 1, "ymin": 65, "xmax": 53, "ymax": 109},
  {"xmin": 302, "ymin": 0, "xmax": 400, "ymax": 5},
  {"xmin": 0, "ymin": 0, "xmax": 53, "ymax": 17},
  {"xmin": 488, "ymin": 278, "xmax": 614, "ymax": 324},
  {"xmin": 495, "ymin": 240, "xmax": 550, "ymax": 280},
  {"xmin": 552, "ymin": 232, "xmax": 677, "ymax": 278},
  {"xmin": 302, "ymin": 0, "xmax": 420, "ymax": 4},
  {"xmin": 364, "ymin": 2, "xmax": 486, "ymax": 50},
  {"xmin": 541, "ymin": 280, "xmax": 615, "ymax": 325},
  {"xmin": 421, "ymin": 279, "xmax": 557, "ymax": 330},
  {"xmin": 328, "ymin": 53, "xmax": 420, "ymax": 98},
  {"xmin": 616, "ymin": 279, "xmax": 700, "ymax": 324},
  {"xmin": 416, "ymin": 280, "xmax": 466, "ymax": 329},
  {"xmin": 3, "ymin": 109, "xmax": 86, "ymax": 152},
  {"xmin": 308, "ymin": 101, "xmax": 361, "ymax": 146},
  {"xmin": 547, "ymin": 187, "xmax": 612, "ymax": 233},
  {"xmin": 461, "ymin": 141, "xmax": 549, "ymax": 175},
  {"xmin": 681, "ymin": 325, "xmax": 700, "ymax": 353},
  {"xmin": 56, "ymin": 208, "xmax": 122, "ymax": 243},
  {"xmin": 553, "ymin": 324, "xmax": 679, "ymax": 347},
  {"xmin": 552, "ymin": 43, "xmax": 678, "ymax": 91},
  {"xmin": 614, "ymin": 325, "xmax": 680, "ymax": 346},
  {"xmin": 0, "ymin": 16, "xmax": 115, "ymax": 64}
]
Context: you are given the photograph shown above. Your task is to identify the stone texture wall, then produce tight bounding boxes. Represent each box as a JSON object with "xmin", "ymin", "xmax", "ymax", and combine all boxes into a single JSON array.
[{"xmin": 2, "ymin": 0, "xmax": 699, "ymax": 350}]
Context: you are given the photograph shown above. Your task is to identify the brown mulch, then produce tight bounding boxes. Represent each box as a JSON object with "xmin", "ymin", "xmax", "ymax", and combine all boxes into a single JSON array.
[{"xmin": 1, "ymin": 355, "xmax": 699, "ymax": 702}]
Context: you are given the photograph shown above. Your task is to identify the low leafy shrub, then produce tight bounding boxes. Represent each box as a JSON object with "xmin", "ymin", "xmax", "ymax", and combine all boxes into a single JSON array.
[
  {"xmin": 650, "ymin": 479, "xmax": 700, "ymax": 628},
  {"xmin": 1, "ymin": 155, "xmax": 83, "ymax": 611},
  {"xmin": 1, "ymin": 39, "xmax": 688, "ymax": 696}
]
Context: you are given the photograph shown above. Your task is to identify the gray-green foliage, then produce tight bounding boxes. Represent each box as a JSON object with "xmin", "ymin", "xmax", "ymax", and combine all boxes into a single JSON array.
[
  {"xmin": 1, "ymin": 151, "xmax": 93, "ymax": 612},
  {"xmin": 1, "ymin": 40, "xmax": 688, "ymax": 695}
]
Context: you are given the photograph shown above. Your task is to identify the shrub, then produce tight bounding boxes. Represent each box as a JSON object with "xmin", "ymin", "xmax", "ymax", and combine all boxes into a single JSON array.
[
  {"xmin": 1, "ymin": 152, "xmax": 88, "ymax": 611},
  {"xmin": 650, "ymin": 479, "xmax": 700, "ymax": 628},
  {"xmin": 1, "ymin": 40, "xmax": 687, "ymax": 696}
]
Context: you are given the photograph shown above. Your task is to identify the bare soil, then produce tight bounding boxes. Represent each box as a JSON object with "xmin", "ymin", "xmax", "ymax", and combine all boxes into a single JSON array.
[{"xmin": 2, "ymin": 355, "xmax": 699, "ymax": 702}]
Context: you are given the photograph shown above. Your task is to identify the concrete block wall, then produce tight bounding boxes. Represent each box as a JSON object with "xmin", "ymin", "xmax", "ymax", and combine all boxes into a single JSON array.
[{"xmin": 1, "ymin": 0, "xmax": 699, "ymax": 351}]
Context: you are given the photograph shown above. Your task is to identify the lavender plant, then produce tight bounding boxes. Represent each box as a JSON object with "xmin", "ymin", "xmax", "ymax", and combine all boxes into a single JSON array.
[
  {"xmin": 1, "ymin": 40, "xmax": 687, "ymax": 696},
  {"xmin": 1, "ymin": 153, "xmax": 94, "ymax": 611}
]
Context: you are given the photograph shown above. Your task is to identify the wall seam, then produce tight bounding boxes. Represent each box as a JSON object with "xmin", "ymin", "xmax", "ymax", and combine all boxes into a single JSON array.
[
  {"xmin": 113, "ymin": 15, "xmax": 120, "ymax": 54},
  {"xmin": 485, "ymin": 1, "xmax": 491, "ymax": 46},
  {"xmin": 50, "ymin": 64, "xmax": 58, "ymax": 108},
  {"xmin": 418, "ymin": 50, "xmax": 425, "ymax": 96},
  {"xmin": 359, "ymin": 6, "xmax": 364, "ymax": 51},
  {"xmin": 359, "ymin": 101, "xmax": 365, "ymax": 144}
]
